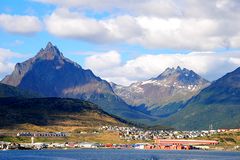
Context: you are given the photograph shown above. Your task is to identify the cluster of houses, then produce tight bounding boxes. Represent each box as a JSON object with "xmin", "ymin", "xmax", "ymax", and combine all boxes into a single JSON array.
[
  {"xmin": 1, "ymin": 126, "xmax": 238, "ymax": 150},
  {"xmin": 17, "ymin": 132, "xmax": 67, "ymax": 137},
  {"xmin": 0, "ymin": 139, "xmax": 218, "ymax": 151},
  {"xmin": 0, "ymin": 141, "xmax": 134, "ymax": 150},
  {"xmin": 99, "ymin": 126, "xmax": 234, "ymax": 141}
]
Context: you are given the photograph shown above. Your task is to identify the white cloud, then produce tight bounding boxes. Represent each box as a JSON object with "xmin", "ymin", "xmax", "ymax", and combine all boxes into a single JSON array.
[
  {"xmin": 0, "ymin": 48, "xmax": 25, "ymax": 78},
  {"xmin": 0, "ymin": 14, "xmax": 42, "ymax": 35},
  {"xmin": 85, "ymin": 50, "xmax": 121, "ymax": 70},
  {"xmin": 84, "ymin": 51, "xmax": 240, "ymax": 86},
  {"xmin": 134, "ymin": 17, "xmax": 225, "ymax": 49},
  {"xmin": 44, "ymin": 6, "xmax": 240, "ymax": 50},
  {"xmin": 45, "ymin": 8, "xmax": 142, "ymax": 43},
  {"xmin": 34, "ymin": 0, "xmax": 240, "ymax": 19},
  {"xmin": 45, "ymin": 8, "xmax": 110, "ymax": 42},
  {"xmin": 102, "ymin": 15, "xmax": 143, "ymax": 43},
  {"xmin": 52, "ymin": 0, "xmax": 179, "ymax": 18}
]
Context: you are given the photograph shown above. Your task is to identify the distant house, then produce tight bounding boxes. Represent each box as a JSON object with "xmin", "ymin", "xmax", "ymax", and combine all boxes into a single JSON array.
[
  {"xmin": 49, "ymin": 143, "xmax": 66, "ymax": 148},
  {"xmin": 133, "ymin": 143, "xmax": 149, "ymax": 149},
  {"xmin": 66, "ymin": 142, "xmax": 77, "ymax": 148},
  {"xmin": 78, "ymin": 142, "xmax": 100, "ymax": 148}
]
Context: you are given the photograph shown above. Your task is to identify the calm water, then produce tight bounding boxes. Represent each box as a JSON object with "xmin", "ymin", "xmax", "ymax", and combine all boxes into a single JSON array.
[{"xmin": 1, "ymin": 149, "xmax": 240, "ymax": 160}]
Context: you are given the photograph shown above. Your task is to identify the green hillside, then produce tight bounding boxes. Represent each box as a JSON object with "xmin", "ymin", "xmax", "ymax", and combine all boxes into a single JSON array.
[
  {"xmin": 161, "ymin": 67, "xmax": 240, "ymax": 130},
  {"xmin": 0, "ymin": 97, "xmax": 127, "ymax": 131}
]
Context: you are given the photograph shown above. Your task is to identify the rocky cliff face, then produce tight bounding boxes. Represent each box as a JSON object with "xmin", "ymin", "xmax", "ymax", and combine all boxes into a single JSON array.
[
  {"xmin": 111, "ymin": 67, "xmax": 210, "ymax": 111},
  {"xmin": 1, "ymin": 42, "xmax": 154, "ymax": 123},
  {"xmin": 2, "ymin": 42, "xmax": 113, "ymax": 97}
]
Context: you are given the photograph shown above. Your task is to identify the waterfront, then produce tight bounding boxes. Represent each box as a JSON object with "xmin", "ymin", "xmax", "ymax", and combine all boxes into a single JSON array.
[{"xmin": 1, "ymin": 149, "xmax": 240, "ymax": 160}]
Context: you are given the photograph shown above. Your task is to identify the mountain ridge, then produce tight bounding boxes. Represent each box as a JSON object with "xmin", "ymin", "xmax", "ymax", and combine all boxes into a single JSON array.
[
  {"xmin": 0, "ymin": 97, "xmax": 128, "ymax": 131},
  {"xmin": 0, "ymin": 83, "xmax": 38, "ymax": 98},
  {"xmin": 1, "ymin": 42, "xmax": 157, "ymax": 124},
  {"xmin": 160, "ymin": 66, "xmax": 240, "ymax": 130},
  {"xmin": 2, "ymin": 42, "xmax": 239, "ymax": 130},
  {"xmin": 111, "ymin": 66, "xmax": 210, "ymax": 117}
]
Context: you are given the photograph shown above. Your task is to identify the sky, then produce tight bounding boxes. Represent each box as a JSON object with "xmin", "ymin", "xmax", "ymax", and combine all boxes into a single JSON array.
[{"xmin": 0, "ymin": 0, "xmax": 240, "ymax": 85}]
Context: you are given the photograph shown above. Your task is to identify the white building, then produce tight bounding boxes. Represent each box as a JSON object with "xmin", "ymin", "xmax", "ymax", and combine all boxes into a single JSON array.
[
  {"xmin": 78, "ymin": 142, "xmax": 100, "ymax": 148},
  {"xmin": 134, "ymin": 143, "xmax": 149, "ymax": 149}
]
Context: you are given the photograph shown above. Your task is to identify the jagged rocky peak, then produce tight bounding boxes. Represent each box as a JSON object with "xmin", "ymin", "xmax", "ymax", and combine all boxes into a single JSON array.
[
  {"xmin": 1, "ymin": 42, "xmax": 74, "ymax": 87},
  {"xmin": 109, "ymin": 82, "xmax": 117, "ymax": 88},
  {"xmin": 157, "ymin": 66, "xmax": 190, "ymax": 78},
  {"xmin": 36, "ymin": 42, "xmax": 63, "ymax": 60},
  {"xmin": 153, "ymin": 66, "xmax": 209, "ymax": 85},
  {"xmin": 111, "ymin": 66, "xmax": 210, "ymax": 109}
]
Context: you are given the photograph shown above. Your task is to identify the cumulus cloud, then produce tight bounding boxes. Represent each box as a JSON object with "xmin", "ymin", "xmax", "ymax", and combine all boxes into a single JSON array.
[
  {"xmin": 34, "ymin": 0, "xmax": 240, "ymax": 18},
  {"xmin": 43, "ymin": 3, "xmax": 240, "ymax": 50},
  {"xmin": 45, "ymin": 9, "xmax": 110, "ymax": 42},
  {"xmin": 0, "ymin": 48, "xmax": 25, "ymax": 79},
  {"xmin": 85, "ymin": 50, "xmax": 121, "ymax": 69},
  {"xmin": 45, "ymin": 8, "xmax": 142, "ymax": 43},
  {"xmin": 84, "ymin": 51, "xmax": 240, "ymax": 85},
  {"xmin": 34, "ymin": 0, "xmax": 240, "ymax": 23},
  {"xmin": 135, "ymin": 17, "xmax": 226, "ymax": 49},
  {"xmin": 0, "ymin": 14, "xmax": 42, "ymax": 35},
  {"xmin": 34, "ymin": 0, "xmax": 124, "ymax": 11}
]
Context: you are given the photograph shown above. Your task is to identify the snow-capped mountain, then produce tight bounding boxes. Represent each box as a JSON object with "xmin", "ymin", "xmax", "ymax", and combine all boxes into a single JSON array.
[
  {"xmin": 111, "ymin": 66, "xmax": 210, "ymax": 111},
  {"xmin": 162, "ymin": 66, "xmax": 240, "ymax": 130}
]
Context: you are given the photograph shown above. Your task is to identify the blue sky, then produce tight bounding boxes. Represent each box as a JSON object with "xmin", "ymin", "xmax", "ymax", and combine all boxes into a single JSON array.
[{"xmin": 0, "ymin": 0, "xmax": 240, "ymax": 85}]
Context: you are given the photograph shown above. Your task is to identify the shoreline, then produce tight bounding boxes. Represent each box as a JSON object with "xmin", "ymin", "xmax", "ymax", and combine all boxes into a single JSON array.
[
  {"xmin": 1, "ymin": 146, "xmax": 239, "ymax": 152},
  {"xmin": 1, "ymin": 148, "xmax": 240, "ymax": 153}
]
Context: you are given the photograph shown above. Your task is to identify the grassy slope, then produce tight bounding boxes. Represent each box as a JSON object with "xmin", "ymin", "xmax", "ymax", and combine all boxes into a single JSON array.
[
  {"xmin": 192, "ymin": 131, "xmax": 240, "ymax": 151},
  {"xmin": 0, "ymin": 97, "xmax": 126, "ymax": 131},
  {"xmin": 0, "ymin": 97, "xmax": 134, "ymax": 144},
  {"xmin": 87, "ymin": 93, "xmax": 159, "ymax": 125},
  {"xmin": 159, "ymin": 67, "xmax": 240, "ymax": 130},
  {"xmin": 161, "ymin": 103, "xmax": 240, "ymax": 130}
]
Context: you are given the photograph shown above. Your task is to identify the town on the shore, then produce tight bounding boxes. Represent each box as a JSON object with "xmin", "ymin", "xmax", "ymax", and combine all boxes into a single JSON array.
[{"xmin": 1, "ymin": 126, "xmax": 239, "ymax": 151}]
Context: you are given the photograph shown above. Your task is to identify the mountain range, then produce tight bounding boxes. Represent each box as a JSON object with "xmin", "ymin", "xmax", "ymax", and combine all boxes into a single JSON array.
[
  {"xmin": 0, "ymin": 82, "xmax": 130, "ymax": 132},
  {"xmin": 111, "ymin": 66, "xmax": 210, "ymax": 117},
  {"xmin": 1, "ymin": 42, "xmax": 155, "ymax": 124},
  {"xmin": 1, "ymin": 42, "xmax": 239, "ymax": 130}
]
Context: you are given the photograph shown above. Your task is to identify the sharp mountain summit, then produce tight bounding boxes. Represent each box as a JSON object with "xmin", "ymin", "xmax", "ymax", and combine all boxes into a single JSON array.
[{"xmin": 1, "ymin": 42, "xmax": 239, "ymax": 130}]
